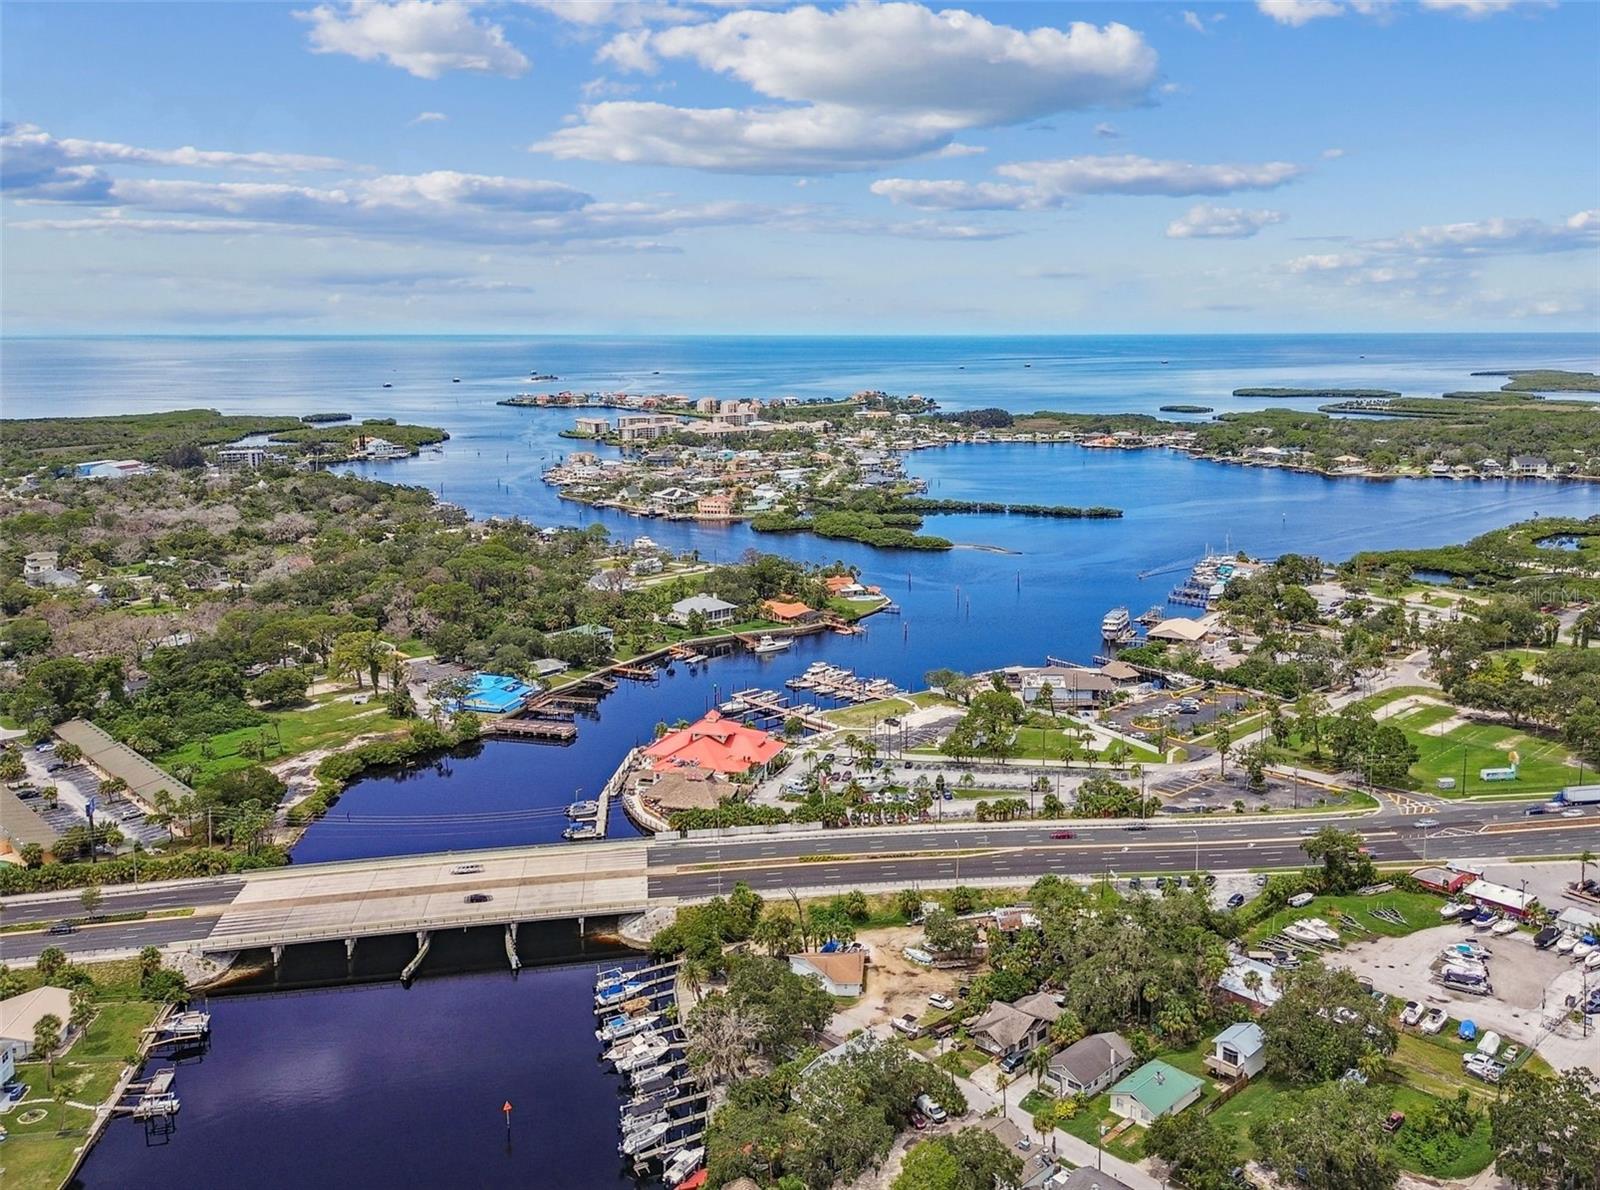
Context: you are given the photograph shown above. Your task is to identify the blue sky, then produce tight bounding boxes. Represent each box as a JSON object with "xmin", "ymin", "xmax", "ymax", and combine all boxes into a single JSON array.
[{"xmin": 2, "ymin": 0, "xmax": 1596, "ymax": 333}]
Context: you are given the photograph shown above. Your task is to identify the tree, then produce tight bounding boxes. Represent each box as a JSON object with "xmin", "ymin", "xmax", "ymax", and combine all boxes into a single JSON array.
[
  {"xmin": 1489, "ymin": 1067, "xmax": 1600, "ymax": 1190},
  {"xmin": 53, "ymin": 741, "xmax": 83, "ymax": 766},
  {"xmin": 685, "ymin": 991, "xmax": 762, "ymax": 1086},
  {"xmin": 19, "ymin": 842, "xmax": 44, "ymax": 869},
  {"xmin": 1251, "ymin": 1083, "xmax": 1398, "ymax": 1190},
  {"xmin": 893, "ymin": 1127, "xmax": 1023, "ymax": 1190},
  {"xmin": 69, "ymin": 986, "xmax": 96, "ymax": 1039},
  {"xmin": 1214, "ymin": 724, "xmax": 1234, "ymax": 776},
  {"xmin": 1300, "ymin": 826, "xmax": 1376, "ymax": 894},
  {"xmin": 0, "ymin": 749, "xmax": 24, "ymax": 781},
  {"xmin": 1147, "ymin": 1109, "xmax": 1240, "ymax": 1190},
  {"xmin": 329, "ymin": 629, "xmax": 385, "ymax": 689},
  {"xmin": 752, "ymin": 909, "xmax": 801, "ymax": 956},
  {"xmin": 896, "ymin": 888, "xmax": 924, "ymax": 920},
  {"xmin": 1262, "ymin": 965, "xmax": 1395, "ymax": 1085},
  {"xmin": 33, "ymin": 1012, "xmax": 63, "ymax": 1074},
  {"xmin": 79, "ymin": 884, "xmax": 103, "ymax": 918},
  {"xmin": 36, "ymin": 946, "xmax": 68, "ymax": 980}
]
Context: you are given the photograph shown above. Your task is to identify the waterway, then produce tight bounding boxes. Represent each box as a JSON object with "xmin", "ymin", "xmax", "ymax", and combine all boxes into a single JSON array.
[{"xmin": 24, "ymin": 333, "xmax": 1593, "ymax": 1187}]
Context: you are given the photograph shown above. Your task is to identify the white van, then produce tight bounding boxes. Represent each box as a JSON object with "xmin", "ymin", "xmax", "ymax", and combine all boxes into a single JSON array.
[
  {"xmin": 1287, "ymin": 892, "xmax": 1316, "ymax": 908},
  {"xmin": 915, "ymin": 1093, "xmax": 947, "ymax": 1123}
]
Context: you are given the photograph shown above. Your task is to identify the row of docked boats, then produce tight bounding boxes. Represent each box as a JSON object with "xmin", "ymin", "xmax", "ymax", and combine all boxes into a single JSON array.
[
  {"xmin": 564, "ymin": 797, "xmax": 601, "ymax": 841},
  {"xmin": 783, "ymin": 662, "xmax": 902, "ymax": 702},
  {"xmin": 592, "ymin": 967, "xmax": 706, "ymax": 1186}
]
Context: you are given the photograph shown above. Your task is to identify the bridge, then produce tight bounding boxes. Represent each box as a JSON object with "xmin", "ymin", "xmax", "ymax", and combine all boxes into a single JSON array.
[{"xmin": 4, "ymin": 801, "xmax": 1599, "ymax": 972}]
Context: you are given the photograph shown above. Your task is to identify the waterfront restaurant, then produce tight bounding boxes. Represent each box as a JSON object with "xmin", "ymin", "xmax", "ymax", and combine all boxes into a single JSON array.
[{"xmin": 642, "ymin": 711, "xmax": 786, "ymax": 776}]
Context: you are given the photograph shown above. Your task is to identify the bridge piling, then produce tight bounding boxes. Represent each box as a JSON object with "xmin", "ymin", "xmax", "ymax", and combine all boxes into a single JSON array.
[
  {"xmin": 401, "ymin": 930, "xmax": 431, "ymax": 982},
  {"xmin": 505, "ymin": 924, "xmax": 522, "ymax": 972}
]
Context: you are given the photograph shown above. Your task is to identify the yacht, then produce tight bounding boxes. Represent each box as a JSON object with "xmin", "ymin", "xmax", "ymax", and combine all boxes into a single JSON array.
[
  {"xmin": 619, "ymin": 1119, "xmax": 669, "ymax": 1156},
  {"xmin": 665, "ymin": 1147, "xmax": 706, "ymax": 1186},
  {"xmin": 1100, "ymin": 607, "xmax": 1132, "ymax": 639},
  {"xmin": 566, "ymin": 799, "xmax": 600, "ymax": 820},
  {"xmin": 752, "ymin": 635, "xmax": 791, "ymax": 655}
]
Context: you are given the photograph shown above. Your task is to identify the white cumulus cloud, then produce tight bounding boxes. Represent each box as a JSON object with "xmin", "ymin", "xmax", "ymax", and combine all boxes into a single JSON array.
[
  {"xmin": 1166, "ymin": 204, "xmax": 1286, "ymax": 239},
  {"xmin": 298, "ymin": 1, "xmax": 530, "ymax": 78},
  {"xmin": 1257, "ymin": 0, "xmax": 1344, "ymax": 26},
  {"xmin": 541, "ymin": 3, "xmax": 1159, "ymax": 173},
  {"xmin": 409, "ymin": 111, "xmax": 448, "ymax": 125}
]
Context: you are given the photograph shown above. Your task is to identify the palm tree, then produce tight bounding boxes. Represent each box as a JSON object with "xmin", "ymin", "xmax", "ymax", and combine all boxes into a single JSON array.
[
  {"xmin": 1356, "ymin": 1045, "xmax": 1389, "ymax": 1084},
  {"xmin": 1025, "ymin": 1044, "xmax": 1053, "ymax": 1093},
  {"xmin": 1580, "ymin": 848, "xmax": 1596, "ymax": 889}
]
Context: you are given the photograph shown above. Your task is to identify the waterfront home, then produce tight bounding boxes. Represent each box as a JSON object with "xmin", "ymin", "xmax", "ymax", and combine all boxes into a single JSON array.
[
  {"xmin": 0, "ymin": 986, "xmax": 72, "ymax": 1066},
  {"xmin": 694, "ymin": 493, "xmax": 736, "ymax": 519},
  {"xmin": 532, "ymin": 658, "xmax": 569, "ymax": 679},
  {"xmin": 667, "ymin": 593, "xmax": 739, "ymax": 628},
  {"xmin": 1107, "ymin": 1060, "xmax": 1204, "ymax": 1124},
  {"xmin": 1043, "ymin": 1031, "xmax": 1136, "ymax": 1098},
  {"xmin": 74, "ymin": 458, "xmax": 151, "ymax": 480},
  {"xmin": 788, "ymin": 952, "xmax": 866, "ymax": 997},
  {"xmin": 761, "ymin": 598, "xmax": 817, "ymax": 624},
  {"xmin": 551, "ymin": 623, "xmax": 616, "ymax": 650},
  {"xmin": 629, "ymin": 556, "xmax": 663, "ymax": 576},
  {"xmin": 1205, "ymin": 1022, "xmax": 1266, "ymax": 1080},
  {"xmin": 1510, "ymin": 455, "xmax": 1550, "ymax": 477},
  {"xmin": 22, "ymin": 550, "xmax": 80, "ymax": 589},
  {"xmin": 1218, "ymin": 957, "xmax": 1282, "ymax": 1013},
  {"xmin": 968, "ymin": 991, "xmax": 1062, "ymax": 1060},
  {"xmin": 642, "ymin": 711, "xmax": 785, "ymax": 775}
]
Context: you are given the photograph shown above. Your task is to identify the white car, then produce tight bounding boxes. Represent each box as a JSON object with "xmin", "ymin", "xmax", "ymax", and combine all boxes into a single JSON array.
[
  {"xmin": 450, "ymin": 863, "xmax": 484, "ymax": 875},
  {"xmin": 1414, "ymin": 817, "xmax": 1440, "ymax": 828},
  {"xmin": 1561, "ymin": 809, "xmax": 1584, "ymax": 818},
  {"xmin": 927, "ymin": 993, "xmax": 955, "ymax": 1011}
]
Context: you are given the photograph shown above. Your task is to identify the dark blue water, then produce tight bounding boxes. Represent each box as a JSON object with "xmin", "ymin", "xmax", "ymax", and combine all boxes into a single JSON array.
[
  {"xmin": 40, "ymin": 334, "xmax": 1596, "ymax": 1189},
  {"xmin": 76, "ymin": 957, "xmax": 642, "ymax": 1190}
]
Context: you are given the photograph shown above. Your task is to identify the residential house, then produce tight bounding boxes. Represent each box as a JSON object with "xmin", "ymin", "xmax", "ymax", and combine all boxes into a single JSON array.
[
  {"xmin": 1044, "ymin": 1031, "xmax": 1136, "ymax": 1098},
  {"xmin": 0, "ymin": 987, "xmax": 73, "ymax": 1066},
  {"xmin": 667, "ymin": 593, "xmax": 739, "ymax": 628},
  {"xmin": 695, "ymin": 493, "xmax": 736, "ymax": 519},
  {"xmin": 788, "ymin": 952, "xmax": 865, "ymax": 997},
  {"xmin": 1205, "ymin": 1022, "xmax": 1266, "ymax": 1080},
  {"xmin": 1510, "ymin": 455, "xmax": 1549, "ymax": 477},
  {"xmin": 22, "ymin": 550, "xmax": 79, "ymax": 589},
  {"xmin": 1047, "ymin": 1168, "xmax": 1138, "ymax": 1190},
  {"xmin": 1218, "ymin": 957, "xmax": 1282, "ymax": 1013},
  {"xmin": 975, "ymin": 1117, "xmax": 1061, "ymax": 1189},
  {"xmin": 968, "ymin": 991, "xmax": 1062, "ymax": 1060},
  {"xmin": 1107, "ymin": 1060, "xmax": 1204, "ymax": 1124}
]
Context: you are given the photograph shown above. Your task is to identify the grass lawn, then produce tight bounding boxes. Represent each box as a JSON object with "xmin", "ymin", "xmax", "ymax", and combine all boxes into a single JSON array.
[
  {"xmin": 4, "ymin": 998, "xmax": 162, "ymax": 1190},
  {"xmin": 159, "ymin": 692, "xmax": 411, "ymax": 785},
  {"xmin": 1387, "ymin": 1083, "xmax": 1495, "ymax": 1178},
  {"xmin": 1399, "ymin": 706, "xmax": 1583, "ymax": 796},
  {"xmin": 822, "ymin": 697, "xmax": 917, "ymax": 729},
  {"xmin": 935, "ymin": 1045, "xmax": 990, "ymax": 1079},
  {"xmin": 1245, "ymin": 889, "xmax": 1445, "ymax": 944},
  {"xmin": 1010, "ymin": 724, "xmax": 1163, "ymax": 764}
]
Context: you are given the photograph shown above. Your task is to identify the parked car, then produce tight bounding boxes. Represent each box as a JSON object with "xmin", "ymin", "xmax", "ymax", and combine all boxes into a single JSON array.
[
  {"xmin": 928, "ymin": 993, "xmax": 955, "ymax": 1011},
  {"xmin": 1226, "ymin": 893, "xmax": 1246, "ymax": 908},
  {"xmin": 915, "ymin": 1094, "xmax": 948, "ymax": 1124},
  {"xmin": 1383, "ymin": 1111, "xmax": 1405, "ymax": 1134},
  {"xmin": 999, "ymin": 1051, "xmax": 1026, "ymax": 1075},
  {"xmin": 3, "ymin": 1082, "xmax": 28, "ymax": 1103},
  {"xmin": 1255, "ymin": 873, "xmax": 1269, "ymax": 887}
]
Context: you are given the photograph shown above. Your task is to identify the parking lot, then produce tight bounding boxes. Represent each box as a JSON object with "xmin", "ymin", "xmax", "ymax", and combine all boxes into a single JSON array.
[
  {"xmin": 1328, "ymin": 921, "xmax": 1595, "ymax": 1072},
  {"xmin": 1147, "ymin": 769, "xmax": 1358, "ymax": 813},
  {"xmin": 18, "ymin": 751, "xmax": 171, "ymax": 851},
  {"xmin": 1105, "ymin": 688, "xmax": 1251, "ymax": 738}
]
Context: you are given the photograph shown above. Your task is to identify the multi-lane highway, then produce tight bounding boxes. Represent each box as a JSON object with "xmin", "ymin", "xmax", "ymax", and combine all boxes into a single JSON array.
[{"xmin": 3, "ymin": 797, "xmax": 1596, "ymax": 962}]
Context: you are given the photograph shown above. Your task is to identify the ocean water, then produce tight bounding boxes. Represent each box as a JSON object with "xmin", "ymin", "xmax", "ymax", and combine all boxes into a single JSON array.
[{"xmin": 38, "ymin": 334, "xmax": 1599, "ymax": 1189}]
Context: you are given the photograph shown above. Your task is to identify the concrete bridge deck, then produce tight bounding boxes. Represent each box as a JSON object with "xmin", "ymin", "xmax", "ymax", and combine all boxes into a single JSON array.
[{"xmin": 200, "ymin": 842, "xmax": 651, "ymax": 952}]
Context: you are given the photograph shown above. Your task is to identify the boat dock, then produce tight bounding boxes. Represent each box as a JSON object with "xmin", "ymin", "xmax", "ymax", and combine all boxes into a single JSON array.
[
  {"xmin": 482, "ymin": 717, "xmax": 578, "ymax": 742},
  {"xmin": 728, "ymin": 688, "xmax": 834, "ymax": 732},
  {"xmin": 142, "ymin": 1009, "xmax": 211, "ymax": 1048}
]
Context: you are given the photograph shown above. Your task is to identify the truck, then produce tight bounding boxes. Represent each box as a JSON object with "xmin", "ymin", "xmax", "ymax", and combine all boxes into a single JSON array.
[
  {"xmin": 915, "ymin": 1094, "xmax": 948, "ymax": 1124},
  {"xmin": 1554, "ymin": 784, "xmax": 1600, "ymax": 806}
]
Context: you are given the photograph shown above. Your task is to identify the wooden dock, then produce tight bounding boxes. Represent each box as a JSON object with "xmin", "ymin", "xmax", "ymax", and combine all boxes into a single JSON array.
[
  {"xmin": 482, "ymin": 718, "xmax": 578, "ymax": 741},
  {"xmin": 732, "ymin": 689, "xmax": 833, "ymax": 732}
]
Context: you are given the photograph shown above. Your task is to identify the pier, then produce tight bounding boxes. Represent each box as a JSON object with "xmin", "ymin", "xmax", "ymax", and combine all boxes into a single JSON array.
[
  {"xmin": 728, "ymin": 688, "xmax": 834, "ymax": 732},
  {"xmin": 482, "ymin": 717, "xmax": 578, "ymax": 741}
]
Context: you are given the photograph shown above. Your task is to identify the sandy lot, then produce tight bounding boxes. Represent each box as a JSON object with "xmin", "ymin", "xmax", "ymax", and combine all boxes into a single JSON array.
[
  {"xmin": 831, "ymin": 924, "xmax": 970, "ymax": 1036},
  {"xmin": 1327, "ymin": 923, "xmax": 1595, "ymax": 1071}
]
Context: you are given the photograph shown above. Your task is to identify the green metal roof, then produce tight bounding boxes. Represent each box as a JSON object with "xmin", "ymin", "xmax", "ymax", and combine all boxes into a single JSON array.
[{"xmin": 1108, "ymin": 1060, "xmax": 1204, "ymax": 1115}]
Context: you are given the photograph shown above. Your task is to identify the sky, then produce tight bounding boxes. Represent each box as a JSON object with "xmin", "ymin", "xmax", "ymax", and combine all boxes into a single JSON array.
[{"xmin": 1, "ymin": 0, "xmax": 1597, "ymax": 334}]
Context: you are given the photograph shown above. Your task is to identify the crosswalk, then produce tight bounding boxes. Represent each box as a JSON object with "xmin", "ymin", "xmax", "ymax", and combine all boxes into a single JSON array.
[{"xmin": 1378, "ymin": 789, "xmax": 1442, "ymax": 816}]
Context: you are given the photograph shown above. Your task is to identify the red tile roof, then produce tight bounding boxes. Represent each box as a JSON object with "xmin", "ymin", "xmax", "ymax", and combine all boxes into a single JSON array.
[{"xmin": 642, "ymin": 711, "xmax": 786, "ymax": 775}]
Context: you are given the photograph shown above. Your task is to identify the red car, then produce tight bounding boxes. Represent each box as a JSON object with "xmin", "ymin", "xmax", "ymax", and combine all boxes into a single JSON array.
[
  {"xmin": 911, "ymin": 1112, "xmax": 928, "ymax": 1131},
  {"xmin": 1051, "ymin": 830, "xmax": 1076, "ymax": 840}
]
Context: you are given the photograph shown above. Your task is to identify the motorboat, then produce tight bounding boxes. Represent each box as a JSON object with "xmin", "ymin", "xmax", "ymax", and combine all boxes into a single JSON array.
[
  {"xmin": 595, "ymin": 967, "xmax": 627, "ymax": 990},
  {"xmin": 567, "ymin": 800, "xmax": 600, "ymax": 820},
  {"xmin": 596, "ymin": 1013, "xmax": 659, "ymax": 1043},
  {"xmin": 1470, "ymin": 910, "xmax": 1498, "ymax": 931},
  {"xmin": 665, "ymin": 1146, "xmax": 706, "ymax": 1187},
  {"xmin": 1555, "ymin": 934, "xmax": 1578, "ymax": 954},
  {"xmin": 1439, "ymin": 903, "xmax": 1466, "ymax": 920},
  {"xmin": 1573, "ymin": 938, "xmax": 1596, "ymax": 960},
  {"xmin": 621, "ymin": 1108, "xmax": 667, "ymax": 1136},
  {"xmin": 752, "ymin": 635, "xmax": 791, "ymax": 655},
  {"xmin": 1283, "ymin": 922, "xmax": 1324, "ymax": 944},
  {"xmin": 610, "ymin": 1033, "xmax": 670, "ymax": 1072},
  {"xmin": 619, "ymin": 1118, "xmax": 670, "ymax": 1156},
  {"xmin": 596, "ymin": 979, "xmax": 647, "ymax": 1007},
  {"xmin": 1585, "ymin": 950, "xmax": 1600, "ymax": 970},
  {"xmin": 1400, "ymin": 1001, "xmax": 1423, "ymax": 1026},
  {"xmin": 1533, "ymin": 926, "xmax": 1561, "ymax": 949},
  {"xmin": 564, "ymin": 823, "xmax": 600, "ymax": 841},
  {"xmin": 1442, "ymin": 941, "xmax": 1490, "ymax": 963},
  {"xmin": 1420, "ymin": 1008, "xmax": 1448, "ymax": 1034},
  {"xmin": 1490, "ymin": 919, "xmax": 1518, "ymax": 937},
  {"xmin": 1303, "ymin": 917, "xmax": 1341, "ymax": 943}
]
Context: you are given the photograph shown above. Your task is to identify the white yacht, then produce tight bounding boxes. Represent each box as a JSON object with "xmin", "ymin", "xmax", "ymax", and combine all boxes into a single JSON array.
[
  {"xmin": 1100, "ymin": 607, "xmax": 1132, "ymax": 639},
  {"xmin": 665, "ymin": 1146, "xmax": 706, "ymax": 1186},
  {"xmin": 752, "ymin": 635, "xmax": 791, "ymax": 655}
]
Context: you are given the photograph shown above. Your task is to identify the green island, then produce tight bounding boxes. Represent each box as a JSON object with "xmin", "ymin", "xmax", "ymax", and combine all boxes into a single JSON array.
[
  {"xmin": 1159, "ymin": 404, "xmax": 1214, "ymax": 413},
  {"xmin": 1468, "ymin": 368, "xmax": 1600, "ymax": 392}
]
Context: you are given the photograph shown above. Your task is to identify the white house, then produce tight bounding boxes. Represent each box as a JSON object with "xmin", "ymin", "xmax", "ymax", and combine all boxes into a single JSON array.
[
  {"xmin": 1044, "ymin": 1031, "xmax": 1136, "ymax": 1098},
  {"xmin": 1205, "ymin": 1022, "xmax": 1266, "ymax": 1080},
  {"xmin": 667, "ymin": 593, "xmax": 738, "ymax": 628},
  {"xmin": 788, "ymin": 952, "xmax": 865, "ymax": 997},
  {"xmin": 0, "ymin": 986, "xmax": 73, "ymax": 1062}
]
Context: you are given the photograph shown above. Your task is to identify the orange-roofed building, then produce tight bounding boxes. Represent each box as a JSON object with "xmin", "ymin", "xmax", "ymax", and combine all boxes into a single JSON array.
[
  {"xmin": 642, "ymin": 711, "xmax": 786, "ymax": 775},
  {"xmin": 824, "ymin": 574, "xmax": 864, "ymax": 596},
  {"xmin": 762, "ymin": 598, "xmax": 816, "ymax": 623}
]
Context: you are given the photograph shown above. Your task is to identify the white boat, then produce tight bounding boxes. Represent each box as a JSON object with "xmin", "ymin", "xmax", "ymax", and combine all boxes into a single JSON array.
[
  {"xmin": 1585, "ymin": 951, "xmax": 1600, "ymax": 970},
  {"xmin": 1439, "ymin": 903, "xmax": 1465, "ymax": 919},
  {"xmin": 1283, "ymin": 922, "xmax": 1324, "ymax": 944},
  {"xmin": 611, "ymin": 1033, "xmax": 670, "ymax": 1072},
  {"xmin": 1555, "ymin": 935, "xmax": 1578, "ymax": 954},
  {"xmin": 1420, "ymin": 1008, "xmax": 1448, "ymax": 1034},
  {"xmin": 596, "ymin": 1013, "xmax": 659, "ymax": 1043},
  {"xmin": 1303, "ymin": 917, "xmax": 1341, "ymax": 943},
  {"xmin": 620, "ymin": 1118, "xmax": 670, "ymax": 1156},
  {"xmin": 629, "ymin": 1063, "xmax": 674, "ymax": 1087},
  {"xmin": 1573, "ymin": 940, "xmax": 1596, "ymax": 960},
  {"xmin": 567, "ymin": 799, "xmax": 600, "ymax": 820},
  {"xmin": 665, "ymin": 1146, "xmax": 706, "ymax": 1186},
  {"xmin": 752, "ymin": 634, "xmax": 791, "ymax": 655},
  {"xmin": 621, "ymin": 1108, "xmax": 667, "ymax": 1136},
  {"xmin": 1472, "ymin": 913, "xmax": 1500, "ymax": 932},
  {"xmin": 1490, "ymin": 919, "xmax": 1518, "ymax": 937},
  {"xmin": 1101, "ymin": 607, "xmax": 1132, "ymax": 638},
  {"xmin": 1400, "ymin": 1001, "xmax": 1423, "ymax": 1026}
]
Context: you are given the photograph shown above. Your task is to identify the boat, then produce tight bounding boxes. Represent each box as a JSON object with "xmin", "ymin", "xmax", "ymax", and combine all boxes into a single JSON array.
[
  {"xmin": 1573, "ymin": 939, "xmax": 1596, "ymax": 960},
  {"xmin": 1135, "ymin": 605, "xmax": 1164, "ymax": 626},
  {"xmin": 1443, "ymin": 942, "xmax": 1490, "ymax": 963},
  {"xmin": 566, "ymin": 799, "xmax": 600, "ymax": 820},
  {"xmin": 1585, "ymin": 950, "xmax": 1600, "ymax": 970},
  {"xmin": 1283, "ymin": 922, "xmax": 1324, "ymax": 944},
  {"xmin": 1100, "ymin": 607, "xmax": 1132, "ymax": 639},
  {"xmin": 596, "ymin": 1013, "xmax": 659, "ymax": 1043},
  {"xmin": 1490, "ymin": 919, "xmax": 1518, "ymax": 937},
  {"xmin": 1420, "ymin": 1008, "xmax": 1448, "ymax": 1034},
  {"xmin": 619, "ymin": 1119, "xmax": 669, "ymax": 1156},
  {"xmin": 452, "ymin": 377, "xmax": 460, "ymax": 382},
  {"xmin": 665, "ymin": 1146, "xmax": 706, "ymax": 1187},
  {"xmin": 1400, "ymin": 1001, "xmax": 1423, "ymax": 1026},
  {"xmin": 1555, "ymin": 935, "xmax": 1578, "ymax": 954},
  {"xmin": 1439, "ymin": 903, "xmax": 1465, "ymax": 920},
  {"xmin": 1533, "ymin": 926, "xmax": 1561, "ymax": 949},
  {"xmin": 1472, "ymin": 912, "xmax": 1499, "ymax": 932},
  {"xmin": 609, "ymin": 1033, "xmax": 670, "ymax": 1072},
  {"xmin": 1303, "ymin": 917, "xmax": 1340, "ymax": 943},
  {"xmin": 629, "ymin": 1063, "xmax": 675, "ymax": 1087},
  {"xmin": 564, "ymin": 823, "xmax": 600, "ymax": 841},
  {"xmin": 595, "ymin": 979, "xmax": 647, "ymax": 1007},
  {"xmin": 632, "ymin": 1074, "xmax": 673, "ymax": 1100},
  {"xmin": 382, "ymin": 382, "xmax": 393, "ymax": 388},
  {"xmin": 752, "ymin": 635, "xmax": 791, "ymax": 655},
  {"xmin": 594, "ymin": 966, "xmax": 628, "ymax": 990},
  {"xmin": 621, "ymin": 1107, "xmax": 667, "ymax": 1136}
]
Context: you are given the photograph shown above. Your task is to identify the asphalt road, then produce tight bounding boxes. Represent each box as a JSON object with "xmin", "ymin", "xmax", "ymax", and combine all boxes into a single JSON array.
[
  {"xmin": 0, "ymin": 878, "xmax": 244, "ymax": 925},
  {"xmin": 1, "ymin": 914, "xmax": 220, "ymax": 962}
]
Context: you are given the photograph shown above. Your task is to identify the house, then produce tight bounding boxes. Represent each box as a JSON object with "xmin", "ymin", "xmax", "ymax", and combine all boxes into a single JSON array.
[
  {"xmin": 1020, "ymin": 667, "xmax": 1114, "ymax": 708},
  {"xmin": 975, "ymin": 1116, "xmax": 1061, "ymax": 1188},
  {"xmin": 1044, "ymin": 1031, "xmax": 1136, "ymax": 1098},
  {"xmin": 1218, "ymin": 957, "xmax": 1281, "ymax": 1013},
  {"xmin": 1108, "ymin": 1060, "xmax": 1204, "ymax": 1124},
  {"xmin": 667, "ymin": 593, "xmax": 739, "ymax": 628},
  {"xmin": 642, "ymin": 711, "xmax": 785, "ymax": 775},
  {"xmin": 788, "ymin": 952, "xmax": 865, "ymax": 997},
  {"xmin": 1048, "ymin": 1168, "xmax": 1138, "ymax": 1190},
  {"xmin": 824, "ymin": 574, "xmax": 866, "ymax": 598},
  {"xmin": 22, "ymin": 550, "xmax": 79, "ymax": 589},
  {"xmin": 1556, "ymin": 906, "xmax": 1600, "ymax": 937},
  {"xmin": 695, "ymin": 493, "xmax": 736, "ymax": 519},
  {"xmin": 968, "ymin": 991, "xmax": 1061, "ymax": 1059},
  {"xmin": 531, "ymin": 658, "xmax": 569, "ymax": 679},
  {"xmin": 1510, "ymin": 455, "xmax": 1549, "ymax": 477},
  {"xmin": 1205, "ymin": 1022, "xmax": 1266, "ymax": 1080},
  {"xmin": 761, "ymin": 599, "xmax": 817, "ymax": 624},
  {"xmin": 0, "ymin": 986, "xmax": 73, "ymax": 1067}
]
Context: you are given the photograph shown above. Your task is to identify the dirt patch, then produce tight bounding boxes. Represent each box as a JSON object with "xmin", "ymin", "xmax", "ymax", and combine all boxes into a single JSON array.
[
  {"xmin": 1374, "ymin": 695, "xmax": 1448, "ymax": 723},
  {"xmin": 831, "ymin": 924, "xmax": 970, "ymax": 1036},
  {"xmin": 1419, "ymin": 716, "xmax": 1470, "ymax": 738}
]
